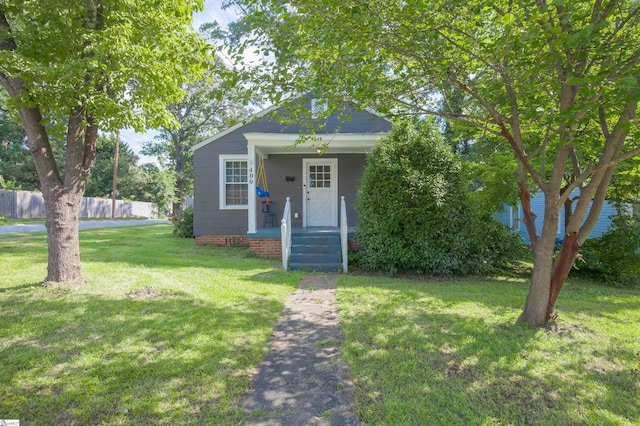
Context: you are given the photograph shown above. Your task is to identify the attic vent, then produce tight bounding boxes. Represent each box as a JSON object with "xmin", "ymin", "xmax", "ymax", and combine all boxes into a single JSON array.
[{"xmin": 310, "ymin": 98, "xmax": 328, "ymax": 118}]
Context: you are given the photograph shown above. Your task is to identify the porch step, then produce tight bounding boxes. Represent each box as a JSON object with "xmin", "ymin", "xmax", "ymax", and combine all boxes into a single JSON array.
[
  {"xmin": 289, "ymin": 233, "xmax": 342, "ymax": 272},
  {"xmin": 290, "ymin": 263, "xmax": 343, "ymax": 272},
  {"xmin": 291, "ymin": 243, "xmax": 340, "ymax": 255}
]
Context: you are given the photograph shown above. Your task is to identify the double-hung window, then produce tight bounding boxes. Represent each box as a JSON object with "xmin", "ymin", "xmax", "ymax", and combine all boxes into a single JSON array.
[{"xmin": 219, "ymin": 155, "xmax": 248, "ymax": 209}]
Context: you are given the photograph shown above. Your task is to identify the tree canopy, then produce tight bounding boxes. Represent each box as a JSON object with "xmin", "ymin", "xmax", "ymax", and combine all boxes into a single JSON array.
[
  {"xmin": 227, "ymin": 0, "xmax": 640, "ymax": 325},
  {"xmin": 1, "ymin": 88, "xmax": 36, "ymax": 190},
  {"xmin": 82, "ymin": 135, "xmax": 174, "ymax": 211},
  {"xmin": 1, "ymin": 0, "xmax": 211, "ymax": 282},
  {"xmin": 143, "ymin": 59, "xmax": 251, "ymax": 212}
]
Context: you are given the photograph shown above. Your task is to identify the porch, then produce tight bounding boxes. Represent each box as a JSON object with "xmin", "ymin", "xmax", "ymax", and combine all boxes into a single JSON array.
[
  {"xmin": 191, "ymin": 99, "xmax": 392, "ymax": 270},
  {"xmin": 248, "ymin": 226, "xmax": 356, "ymax": 239},
  {"xmin": 244, "ymin": 133, "xmax": 382, "ymax": 234},
  {"xmin": 247, "ymin": 225, "xmax": 357, "ymax": 272}
]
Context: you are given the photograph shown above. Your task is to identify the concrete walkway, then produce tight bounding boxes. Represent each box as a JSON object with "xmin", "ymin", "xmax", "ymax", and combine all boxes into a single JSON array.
[
  {"xmin": 243, "ymin": 274, "xmax": 359, "ymax": 426},
  {"xmin": 0, "ymin": 219, "xmax": 169, "ymax": 235}
]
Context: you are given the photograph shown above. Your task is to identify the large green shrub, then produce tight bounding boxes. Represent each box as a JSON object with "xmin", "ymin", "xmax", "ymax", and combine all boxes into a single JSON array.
[
  {"xmin": 355, "ymin": 120, "xmax": 523, "ymax": 275},
  {"xmin": 573, "ymin": 215, "xmax": 640, "ymax": 286}
]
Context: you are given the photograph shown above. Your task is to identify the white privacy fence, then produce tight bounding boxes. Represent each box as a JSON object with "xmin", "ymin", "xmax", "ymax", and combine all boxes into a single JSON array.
[{"xmin": 0, "ymin": 189, "xmax": 158, "ymax": 219}]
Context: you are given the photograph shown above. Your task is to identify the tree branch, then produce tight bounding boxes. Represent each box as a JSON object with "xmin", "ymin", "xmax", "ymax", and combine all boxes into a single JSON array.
[
  {"xmin": 435, "ymin": 25, "xmax": 502, "ymax": 74},
  {"xmin": 389, "ymin": 96, "xmax": 502, "ymax": 134},
  {"xmin": 558, "ymin": 101, "xmax": 637, "ymax": 204},
  {"xmin": 0, "ymin": 8, "xmax": 17, "ymax": 51},
  {"xmin": 577, "ymin": 164, "xmax": 614, "ymax": 243},
  {"xmin": 568, "ymin": 144, "xmax": 581, "ymax": 178},
  {"xmin": 1, "ymin": 9, "xmax": 62, "ymax": 190},
  {"xmin": 598, "ymin": 105, "xmax": 610, "ymax": 139}
]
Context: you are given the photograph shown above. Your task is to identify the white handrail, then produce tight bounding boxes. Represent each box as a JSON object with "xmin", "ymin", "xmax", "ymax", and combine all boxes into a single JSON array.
[
  {"xmin": 340, "ymin": 196, "xmax": 348, "ymax": 273},
  {"xmin": 281, "ymin": 197, "xmax": 292, "ymax": 270}
]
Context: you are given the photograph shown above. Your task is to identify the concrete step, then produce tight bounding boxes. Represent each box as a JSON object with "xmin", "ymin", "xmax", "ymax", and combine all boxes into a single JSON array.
[
  {"xmin": 292, "ymin": 235, "xmax": 340, "ymax": 246},
  {"xmin": 291, "ymin": 243, "xmax": 341, "ymax": 255},
  {"xmin": 290, "ymin": 252, "xmax": 342, "ymax": 264},
  {"xmin": 289, "ymin": 232, "xmax": 343, "ymax": 272},
  {"xmin": 290, "ymin": 262, "xmax": 343, "ymax": 272}
]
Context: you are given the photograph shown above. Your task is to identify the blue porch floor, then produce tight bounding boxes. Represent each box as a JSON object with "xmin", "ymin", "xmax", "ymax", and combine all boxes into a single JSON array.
[{"xmin": 248, "ymin": 226, "xmax": 356, "ymax": 239}]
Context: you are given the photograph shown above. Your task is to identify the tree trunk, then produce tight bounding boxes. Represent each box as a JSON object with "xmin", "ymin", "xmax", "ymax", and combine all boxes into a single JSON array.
[
  {"xmin": 548, "ymin": 232, "xmax": 580, "ymax": 313},
  {"xmin": 518, "ymin": 232, "xmax": 556, "ymax": 326},
  {"xmin": 518, "ymin": 192, "xmax": 561, "ymax": 326},
  {"xmin": 173, "ymin": 137, "xmax": 184, "ymax": 213},
  {"xmin": 43, "ymin": 190, "xmax": 84, "ymax": 282},
  {"xmin": 564, "ymin": 196, "xmax": 573, "ymax": 230},
  {"xmin": 172, "ymin": 184, "xmax": 183, "ymax": 213},
  {"xmin": 10, "ymin": 103, "xmax": 95, "ymax": 284}
]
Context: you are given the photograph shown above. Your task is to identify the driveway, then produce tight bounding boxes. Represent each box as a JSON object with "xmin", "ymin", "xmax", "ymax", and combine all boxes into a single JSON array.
[{"xmin": 0, "ymin": 219, "xmax": 170, "ymax": 235}]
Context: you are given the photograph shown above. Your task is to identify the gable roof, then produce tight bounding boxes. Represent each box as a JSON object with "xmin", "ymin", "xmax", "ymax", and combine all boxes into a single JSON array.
[
  {"xmin": 191, "ymin": 104, "xmax": 280, "ymax": 152},
  {"xmin": 191, "ymin": 99, "xmax": 391, "ymax": 153}
]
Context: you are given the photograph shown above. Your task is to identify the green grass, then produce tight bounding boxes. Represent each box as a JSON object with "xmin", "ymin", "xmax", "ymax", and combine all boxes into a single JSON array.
[
  {"xmin": 337, "ymin": 275, "xmax": 639, "ymax": 425},
  {"xmin": 0, "ymin": 216, "xmax": 46, "ymax": 225},
  {"xmin": 0, "ymin": 225, "xmax": 302, "ymax": 424},
  {"xmin": 0, "ymin": 216, "xmax": 157, "ymax": 225}
]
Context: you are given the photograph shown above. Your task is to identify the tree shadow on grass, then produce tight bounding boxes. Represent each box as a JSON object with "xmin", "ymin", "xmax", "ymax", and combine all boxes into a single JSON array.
[
  {"xmin": 0, "ymin": 282, "xmax": 42, "ymax": 293},
  {"xmin": 0, "ymin": 290, "xmax": 288, "ymax": 425},
  {"xmin": 337, "ymin": 279, "xmax": 639, "ymax": 425},
  {"xmin": 341, "ymin": 273, "xmax": 639, "ymax": 320},
  {"xmin": 0, "ymin": 227, "xmax": 299, "ymax": 288}
]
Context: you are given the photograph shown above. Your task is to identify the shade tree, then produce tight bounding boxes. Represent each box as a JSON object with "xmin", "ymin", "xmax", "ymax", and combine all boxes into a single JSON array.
[
  {"xmin": 226, "ymin": 0, "xmax": 640, "ymax": 326},
  {"xmin": 142, "ymin": 58, "xmax": 251, "ymax": 213},
  {"xmin": 0, "ymin": 0, "xmax": 210, "ymax": 282}
]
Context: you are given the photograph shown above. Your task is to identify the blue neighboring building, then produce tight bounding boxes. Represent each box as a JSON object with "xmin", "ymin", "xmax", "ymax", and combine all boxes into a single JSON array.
[{"xmin": 496, "ymin": 190, "xmax": 620, "ymax": 245}]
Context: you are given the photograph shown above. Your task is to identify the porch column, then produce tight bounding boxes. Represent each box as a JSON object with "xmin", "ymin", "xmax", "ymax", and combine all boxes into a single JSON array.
[{"xmin": 247, "ymin": 143, "xmax": 257, "ymax": 234}]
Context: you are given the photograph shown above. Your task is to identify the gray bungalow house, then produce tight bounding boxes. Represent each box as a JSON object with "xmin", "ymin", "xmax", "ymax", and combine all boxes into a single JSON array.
[{"xmin": 191, "ymin": 99, "xmax": 391, "ymax": 270}]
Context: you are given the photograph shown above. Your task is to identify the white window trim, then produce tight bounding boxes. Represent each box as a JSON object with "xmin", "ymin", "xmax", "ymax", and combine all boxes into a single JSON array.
[{"xmin": 219, "ymin": 154, "xmax": 249, "ymax": 210}]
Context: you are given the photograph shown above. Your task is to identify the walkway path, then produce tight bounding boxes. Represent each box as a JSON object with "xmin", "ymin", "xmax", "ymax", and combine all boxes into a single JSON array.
[
  {"xmin": 0, "ymin": 219, "xmax": 169, "ymax": 235},
  {"xmin": 243, "ymin": 274, "xmax": 359, "ymax": 425}
]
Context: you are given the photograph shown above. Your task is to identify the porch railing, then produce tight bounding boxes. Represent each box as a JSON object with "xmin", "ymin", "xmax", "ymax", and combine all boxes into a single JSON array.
[
  {"xmin": 340, "ymin": 196, "xmax": 348, "ymax": 273},
  {"xmin": 281, "ymin": 197, "xmax": 292, "ymax": 271}
]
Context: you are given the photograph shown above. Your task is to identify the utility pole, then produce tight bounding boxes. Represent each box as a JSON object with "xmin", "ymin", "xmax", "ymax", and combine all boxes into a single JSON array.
[{"xmin": 111, "ymin": 131, "xmax": 120, "ymax": 219}]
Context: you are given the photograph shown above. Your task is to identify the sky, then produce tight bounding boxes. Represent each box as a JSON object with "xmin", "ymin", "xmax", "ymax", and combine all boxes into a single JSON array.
[{"xmin": 120, "ymin": 1, "xmax": 241, "ymax": 165}]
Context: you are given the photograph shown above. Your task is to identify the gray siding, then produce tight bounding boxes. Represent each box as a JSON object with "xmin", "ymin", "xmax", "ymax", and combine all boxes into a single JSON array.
[
  {"xmin": 338, "ymin": 155, "xmax": 367, "ymax": 224},
  {"xmin": 259, "ymin": 154, "xmax": 366, "ymax": 229},
  {"xmin": 193, "ymin": 102, "xmax": 389, "ymax": 236},
  {"xmin": 193, "ymin": 136, "xmax": 248, "ymax": 236},
  {"xmin": 194, "ymin": 152, "xmax": 367, "ymax": 235}
]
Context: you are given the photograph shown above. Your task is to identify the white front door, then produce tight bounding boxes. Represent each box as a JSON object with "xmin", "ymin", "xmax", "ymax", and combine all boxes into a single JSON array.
[{"xmin": 303, "ymin": 158, "xmax": 338, "ymax": 227}]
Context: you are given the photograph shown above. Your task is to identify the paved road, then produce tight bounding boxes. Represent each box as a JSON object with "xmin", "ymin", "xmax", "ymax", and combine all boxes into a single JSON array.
[{"xmin": 0, "ymin": 219, "xmax": 169, "ymax": 235}]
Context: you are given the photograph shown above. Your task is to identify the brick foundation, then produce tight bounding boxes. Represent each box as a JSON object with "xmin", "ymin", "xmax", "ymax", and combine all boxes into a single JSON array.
[
  {"xmin": 196, "ymin": 235, "xmax": 249, "ymax": 247},
  {"xmin": 249, "ymin": 238, "xmax": 282, "ymax": 258},
  {"xmin": 196, "ymin": 234, "xmax": 357, "ymax": 259}
]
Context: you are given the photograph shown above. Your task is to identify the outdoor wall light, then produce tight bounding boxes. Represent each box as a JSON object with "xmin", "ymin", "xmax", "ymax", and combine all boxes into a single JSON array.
[{"xmin": 286, "ymin": 176, "xmax": 295, "ymax": 182}]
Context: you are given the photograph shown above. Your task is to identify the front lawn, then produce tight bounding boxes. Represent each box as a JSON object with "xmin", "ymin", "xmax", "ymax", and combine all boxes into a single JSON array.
[
  {"xmin": 0, "ymin": 216, "xmax": 157, "ymax": 225},
  {"xmin": 0, "ymin": 225, "xmax": 301, "ymax": 424},
  {"xmin": 0, "ymin": 216, "xmax": 46, "ymax": 225},
  {"xmin": 337, "ymin": 275, "xmax": 639, "ymax": 425}
]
